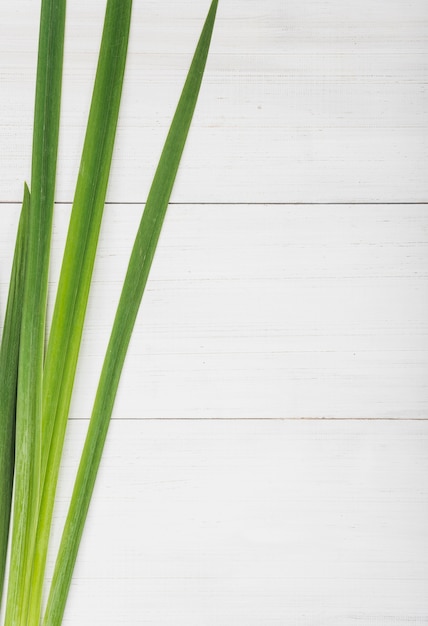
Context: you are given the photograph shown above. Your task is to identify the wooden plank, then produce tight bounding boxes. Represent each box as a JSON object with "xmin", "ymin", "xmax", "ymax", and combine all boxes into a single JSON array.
[
  {"xmin": 0, "ymin": 3, "xmax": 426, "ymax": 623},
  {"xmin": 2, "ymin": 203, "xmax": 427, "ymax": 419},
  {"xmin": 0, "ymin": 0, "xmax": 427, "ymax": 203},
  {"xmin": 41, "ymin": 419, "xmax": 428, "ymax": 624}
]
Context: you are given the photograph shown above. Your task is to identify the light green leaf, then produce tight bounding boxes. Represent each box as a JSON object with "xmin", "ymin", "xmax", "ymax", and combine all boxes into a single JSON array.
[
  {"xmin": 43, "ymin": 1, "xmax": 218, "ymax": 623},
  {"xmin": 28, "ymin": 2, "xmax": 133, "ymax": 622}
]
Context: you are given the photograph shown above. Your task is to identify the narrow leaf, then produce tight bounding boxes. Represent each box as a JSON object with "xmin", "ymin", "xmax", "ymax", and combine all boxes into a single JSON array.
[
  {"xmin": 27, "ymin": 2, "xmax": 133, "ymax": 622},
  {"xmin": 4, "ymin": 0, "xmax": 66, "ymax": 623},
  {"xmin": 43, "ymin": 1, "xmax": 218, "ymax": 623},
  {"xmin": 0, "ymin": 185, "xmax": 30, "ymax": 609}
]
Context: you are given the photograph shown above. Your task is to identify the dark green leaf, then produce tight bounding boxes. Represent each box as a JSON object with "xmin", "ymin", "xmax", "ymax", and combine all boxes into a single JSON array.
[
  {"xmin": 0, "ymin": 185, "xmax": 29, "ymax": 609},
  {"xmin": 4, "ymin": 0, "xmax": 66, "ymax": 623}
]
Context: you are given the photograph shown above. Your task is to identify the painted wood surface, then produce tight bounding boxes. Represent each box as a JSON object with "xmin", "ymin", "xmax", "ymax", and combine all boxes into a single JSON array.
[
  {"xmin": 0, "ymin": 1, "xmax": 427, "ymax": 203},
  {"xmin": 1, "ymin": 203, "xmax": 428, "ymax": 421},
  {"xmin": 47, "ymin": 420, "xmax": 428, "ymax": 625},
  {"xmin": 0, "ymin": 0, "xmax": 427, "ymax": 624}
]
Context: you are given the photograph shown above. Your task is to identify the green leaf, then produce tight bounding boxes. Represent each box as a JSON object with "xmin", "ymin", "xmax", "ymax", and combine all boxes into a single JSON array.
[
  {"xmin": 4, "ymin": 0, "xmax": 66, "ymax": 623},
  {"xmin": 27, "ymin": 2, "xmax": 133, "ymax": 622},
  {"xmin": 43, "ymin": 1, "xmax": 218, "ymax": 623},
  {"xmin": 0, "ymin": 185, "xmax": 30, "ymax": 610}
]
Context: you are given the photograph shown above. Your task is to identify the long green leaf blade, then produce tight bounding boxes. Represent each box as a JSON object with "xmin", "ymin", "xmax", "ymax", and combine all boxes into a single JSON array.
[
  {"xmin": 43, "ymin": 2, "xmax": 218, "ymax": 623},
  {"xmin": 28, "ymin": 1, "xmax": 133, "ymax": 621},
  {"xmin": 0, "ymin": 185, "xmax": 30, "ymax": 609},
  {"xmin": 4, "ymin": 0, "xmax": 66, "ymax": 623}
]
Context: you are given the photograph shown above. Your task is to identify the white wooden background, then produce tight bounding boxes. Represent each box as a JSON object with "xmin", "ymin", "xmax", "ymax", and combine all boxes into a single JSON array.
[{"xmin": 1, "ymin": 0, "xmax": 428, "ymax": 623}]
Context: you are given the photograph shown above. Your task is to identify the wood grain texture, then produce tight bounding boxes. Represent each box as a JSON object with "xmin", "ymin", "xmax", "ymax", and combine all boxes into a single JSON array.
[
  {"xmin": 0, "ymin": 0, "xmax": 427, "ymax": 624},
  {"xmin": 1, "ymin": 202, "xmax": 427, "ymax": 420},
  {"xmin": 0, "ymin": 0, "xmax": 427, "ymax": 202},
  {"xmin": 44, "ymin": 420, "xmax": 428, "ymax": 625}
]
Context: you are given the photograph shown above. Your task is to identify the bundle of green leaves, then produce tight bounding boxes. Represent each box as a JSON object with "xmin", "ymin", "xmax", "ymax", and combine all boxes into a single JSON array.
[{"xmin": 0, "ymin": 1, "xmax": 218, "ymax": 623}]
